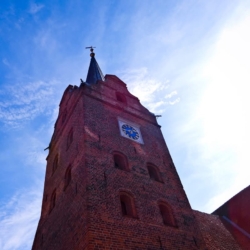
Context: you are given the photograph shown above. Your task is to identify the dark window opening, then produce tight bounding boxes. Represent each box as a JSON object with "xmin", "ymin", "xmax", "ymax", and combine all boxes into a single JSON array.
[
  {"xmin": 120, "ymin": 193, "xmax": 136, "ymax": 218},
  {"xmin": 116, "ymin": 92, "xmax": 127, "ymax": 104},
  {"xmin": 114, "ymin": 153, "xmax": 128, "ymax": 171},
  {"xmin": 121, "ymin": 201, "xmax": 127, "ymax": 215},
  {"xmin": 159, "ymin": 203, "xmax": 176, "ymax": 227},
  {"xmin": 62, "ymin": 110, "xmax": 67, "ymax": 124},
  {"xmin": 64, "ymin": 166, "xmax": 71, "ymax": 190},
  {"xmin": 52, "ymin": 155, "xmax": 58, "ymax": 175},
  {"xmin": 67, "ymin": 128, "xmax": 73, "ymax": 149},
  {"xmin": 147, "ymin": 164, "xmax": 161, "ymax": 182},
  {"xmin": 193, "ymin": 236, "xmax": 198, "ymax": 246},
  {"xmin": 50, "ymin": 190, "xmax": 56, "ymax": 213}
]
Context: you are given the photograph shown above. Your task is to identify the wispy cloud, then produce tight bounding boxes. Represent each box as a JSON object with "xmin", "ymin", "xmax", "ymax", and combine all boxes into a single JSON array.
[
  {"xmin": 165, "ymin": 91, "xmax": 177, "ymax": 99},
  {"xmin": 119, "ymin": 68, "xmax": 180, "ymax": 113},
  {"xmin": 2, "ymin": 59, "xmax": 10, "ymax": 67},
  {"xmin": 34, "ymin": 28, "xmax": 57, "ymax": 51},
  {"xmin": 15, "ymin": 18, "xmax": 24, "ymax": 30},
  {"xmin": 0, "ymin": 80, "xmax": 58, "ymax": 128},
  {"xmin": 0, "ymin": 187, "xmax": 42, "ymax": 250},
  {"xmin": 29, "ymin": 3, "xmax": 44, "ymax": 15},
  {"xmin": 169, "ymin": 98, "xmax": 180, "ymax": 105},
  {"xmin": 173, "ymin": 10, "xmax": 250, "ymax": 213},
  {"xmin": 19, "ymin": 134, "xmax": 49, "ymax": 167},
  {"xmin": 0, "ymin": 81, "xmax": 58, "ymax": 127}
]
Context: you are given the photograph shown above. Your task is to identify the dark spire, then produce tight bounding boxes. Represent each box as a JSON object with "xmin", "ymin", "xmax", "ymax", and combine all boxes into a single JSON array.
[{"xmin": 85, "ymin": 46, "xmax": 104, "ymax": 84}]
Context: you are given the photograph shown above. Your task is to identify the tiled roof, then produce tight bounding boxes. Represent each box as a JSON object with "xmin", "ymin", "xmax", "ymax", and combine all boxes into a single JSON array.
[{"xmin": 194, "ymin": 210, "xmax": 242, "ymax": 250}]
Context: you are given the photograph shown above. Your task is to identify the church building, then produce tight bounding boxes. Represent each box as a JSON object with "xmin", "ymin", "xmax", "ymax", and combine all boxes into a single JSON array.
[{"xmin": 32, "ymin": 48, "xmax": 248, "ymax": 249}]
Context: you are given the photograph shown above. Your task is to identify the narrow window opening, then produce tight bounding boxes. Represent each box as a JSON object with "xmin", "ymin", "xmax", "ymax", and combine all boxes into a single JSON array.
[
  {"xmin": 114, "ymin": 153, "xmax": 128, "ymax": 171},
  {"xmin": 62, "ymin": 110, "xmax": 67, "ymax": 124},
  {"xmin": 67, "ymin": 128, "xmax": 73, "ymax": 149},
  {"xmin": 121, "ymin": 201, "xmax": 127, "ymax": 215},
  {"xmin": 49, "ymin": 190, "xmax": 56, "ymax": 213},
  {"xmin": 120, "ymin": 192, "xmax": 136, "ymax": 218},
  {"xmin": 147, "ymin": 164, "xmax": 161, "ymax": 182},
  {"xmin": 159, "ymin": 203, "xmax": 176, "ymax": 227},
  {"xmin": 52, "ymin": 155, "xmax": 58, "ymax": 175},
  {"xmin": 193, "ymin": 236, "xmax": 198, "ymax": 247},
  {"xmin": 64, "ymin": 166, "xmax": 71, "ymax": 190}
]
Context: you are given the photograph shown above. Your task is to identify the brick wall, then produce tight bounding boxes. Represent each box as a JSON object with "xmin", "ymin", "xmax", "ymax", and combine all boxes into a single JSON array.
[{"xmin": 33, "ymin": 75, "xmax": 207, "ymax": 249}]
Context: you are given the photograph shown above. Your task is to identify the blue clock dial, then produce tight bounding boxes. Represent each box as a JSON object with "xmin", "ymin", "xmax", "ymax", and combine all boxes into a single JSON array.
[{"xmin": 122, "ymin": 124, "xmax": 140, "ymax": 140}]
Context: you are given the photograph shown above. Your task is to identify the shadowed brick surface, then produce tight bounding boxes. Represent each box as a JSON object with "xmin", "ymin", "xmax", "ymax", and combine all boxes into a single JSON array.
[{"xmin": 32, "ymin": 75, "xmax": 242, "ymax": 250}]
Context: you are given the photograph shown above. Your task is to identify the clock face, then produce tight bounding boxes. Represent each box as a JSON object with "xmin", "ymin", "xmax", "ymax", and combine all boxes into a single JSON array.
[
  {"xmin": 118, "ymin": 118, "xmax": 144, "ymax": 144},
  {"xmin": 121, "ymin": 124, "xmax": 140, "ymax": 140}
]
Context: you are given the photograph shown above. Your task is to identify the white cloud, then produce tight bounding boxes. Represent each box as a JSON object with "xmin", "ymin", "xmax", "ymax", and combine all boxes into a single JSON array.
[
  {"xmin": 29, "ymin": 3, "xmax": 44, "ymax": 14},
  {"xmin": 197, "ymin": 12, "xmax": 250, "ymax": 162},
  {"xmin": 22, "ymin": 136, "xmax": 49, "ymax": 167},
  {"xmin": 119, "ymin": 68, "xmax": 179, "ymax": 113},
  {"xmin": 2, "ymin": 59, "xmax": 10, "ymax": 67},
  {"xmin": 0, "ymin": 187, "xmax": 42, "ymax": 250},
  {"xmin": 165, "ymin": 91, "xmax": 177, "ymax": 99},
  {"xmin": 0, "ymin": 80, "xmax": 58, "ymax": 128},
  {"xmin": 169, "ymin": 98, "xmax": 180, "ymax": 105},
  {"xmin": 34, "ymin": 29, "xmax": 56, "ymax": 50},
  {"xmin": 178, "ymin": 10, "xmax": 250, "ymax": 212},
  {"xmin": 15, "ymin": 18, "xmax": 24, "ymax": 30}
]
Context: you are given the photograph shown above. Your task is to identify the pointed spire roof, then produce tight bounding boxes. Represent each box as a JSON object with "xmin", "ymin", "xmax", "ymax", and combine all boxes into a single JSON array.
[{"xmin": 85, "ymin": 47, "xmax": 104, "ymax": 84}]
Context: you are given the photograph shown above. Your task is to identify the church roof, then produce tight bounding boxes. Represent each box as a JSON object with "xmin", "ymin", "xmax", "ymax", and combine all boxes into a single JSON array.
[
  {"xmin": 194, "ymin": 210, "xmax": 242, "ymax": 249},
  {"xmin": 85, "ymin": 47, "xmax": 104, "ymax": 84}
]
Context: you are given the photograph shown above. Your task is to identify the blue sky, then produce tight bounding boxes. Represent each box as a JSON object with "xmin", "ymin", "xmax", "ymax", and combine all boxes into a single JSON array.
[{"xmin": 1, "ymin": 0, "xmax": 250, "ymax": 249}]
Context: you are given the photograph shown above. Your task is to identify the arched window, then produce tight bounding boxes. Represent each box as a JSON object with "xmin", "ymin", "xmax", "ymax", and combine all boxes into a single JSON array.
[
  {"xmin": 147, "ymin": 164, "xmax": 162, "ymax": 182},
  {"xmin": 158, "ymin": 202, "xmax": 176, "ymax": 227},
  {"xmin": 64, "ymin": 165, "xmax": 71, "ymax": 190},
  {"xmin": 52, "ymin": 154, "xmax": 58, "ymax": 175},
  {"xmin": 116, "ymin": 92, "xmax": 127, "ymax": 104},
  {"xmin": 62, "ymin": 110, "xmax": 67, "ymax": 124},
  {"xmin": 67, "ymin": 128, "xmax": 73, "ymax": 149},
  {"xmin": 113, "ymin": 152, "xmax": 129, "ymax": 171},
  {"xmin": 49, "ymin": 190, "xmax": 56, "ymax": 213},
  {"xmin": 119, "ymin": 192, "xmax": 137, "ymax": 218}
]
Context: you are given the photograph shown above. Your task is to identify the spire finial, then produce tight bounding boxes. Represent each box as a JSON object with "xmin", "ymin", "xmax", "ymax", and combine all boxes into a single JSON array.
[
  {"xmin": 85, "ymin": 46, "xmax": 104, "ymax": 84},
  {"xmin": 86, "ymin": 46, "xmax": 96, "ymax": 57}
]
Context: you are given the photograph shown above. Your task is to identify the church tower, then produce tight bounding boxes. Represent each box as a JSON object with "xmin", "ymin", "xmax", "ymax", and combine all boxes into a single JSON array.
[{"xmin": 32, "ymin": 48, "xmax": 207, "ymax": 249}]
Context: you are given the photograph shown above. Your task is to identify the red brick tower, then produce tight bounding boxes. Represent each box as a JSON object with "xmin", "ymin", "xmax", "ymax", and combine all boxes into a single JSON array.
[{"xmin": 32, "ymin": 48, "xmax": 207, "ymax": 249}]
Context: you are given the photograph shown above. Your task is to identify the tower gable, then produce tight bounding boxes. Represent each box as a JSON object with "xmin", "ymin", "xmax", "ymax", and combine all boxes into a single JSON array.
[{"xmin": 33, "ymin": 51, "xmax": 208, "ymax": 250}]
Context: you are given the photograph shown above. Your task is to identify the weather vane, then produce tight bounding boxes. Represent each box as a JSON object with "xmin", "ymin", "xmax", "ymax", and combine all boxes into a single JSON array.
[{"xmin": 86, "ymin": 46, "xmax": 96, "ymax": 57}]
